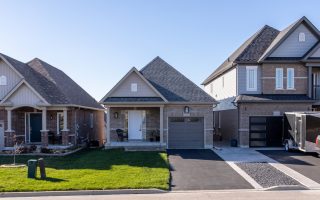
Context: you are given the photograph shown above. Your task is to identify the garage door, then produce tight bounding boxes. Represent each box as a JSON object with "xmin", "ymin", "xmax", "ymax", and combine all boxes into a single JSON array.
[
  {"xmin": 168, "ymin": 117, "xmax": 204, "ymax": 149},
  {"xmin": 249, "ymin": 116, "xmax": 283, "ymax": 147}
]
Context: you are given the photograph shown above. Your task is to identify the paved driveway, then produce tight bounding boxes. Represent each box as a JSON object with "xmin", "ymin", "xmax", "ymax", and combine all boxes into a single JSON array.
[
  {"xmin": 259, "ymin": 150, "xmax": 320, "ymax": 184},
  {"xmin": 167, "ymin": 149, "xmax": 252, "ymax": 190}
]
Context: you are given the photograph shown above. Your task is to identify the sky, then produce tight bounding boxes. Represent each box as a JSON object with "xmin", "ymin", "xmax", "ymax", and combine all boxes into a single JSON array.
[{"xmin": 0, "ymin": 0, "xmax": 320, "ymax": 101}]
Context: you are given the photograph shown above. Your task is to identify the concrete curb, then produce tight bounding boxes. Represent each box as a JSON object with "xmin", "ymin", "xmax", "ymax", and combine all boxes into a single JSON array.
[{"xmin": 0, "ymin": 189, "xmax": 167, "ymax": 198}]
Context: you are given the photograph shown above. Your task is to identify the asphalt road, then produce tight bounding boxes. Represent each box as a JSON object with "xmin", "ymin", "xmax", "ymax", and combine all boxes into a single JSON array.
[
  {"xmin": 167, "ymin": 149, "xmax": 252, "ymax": 190},
  {"xmin": 259, "ymin": 150, "xmax": 320, "ymax": 184}
]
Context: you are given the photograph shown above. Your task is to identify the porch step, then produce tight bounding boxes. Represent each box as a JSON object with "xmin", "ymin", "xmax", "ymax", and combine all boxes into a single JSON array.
[{"xmin": 124, "ymin": 146, "xmax": 165, "ymax": 152}]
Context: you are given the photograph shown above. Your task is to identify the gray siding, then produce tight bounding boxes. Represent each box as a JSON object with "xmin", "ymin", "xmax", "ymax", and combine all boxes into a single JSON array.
[
  {"xmin": 0, "ymin": 60, "xmax": 22, "ymax": 100},
  {"xmin": 110, "ymin": 72, "xmax": 159, "ymax": 97},
  {"xmin": 270, "ymin": 24, "xmax": 318, "ymax": 57},
  {"xmin": 237, "ymin": 65, "xmax": 262, "ymax": 95},
  {"xmin": 311, "ymin": 47, "xmax": 320, "ymax": 57},
  {"xmin": 4, "ymin": 84, "xmax": 43, "ymax": 106}
]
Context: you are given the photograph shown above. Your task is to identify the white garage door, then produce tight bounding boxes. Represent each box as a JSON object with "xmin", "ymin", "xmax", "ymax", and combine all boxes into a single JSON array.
[{"xmin": 168, "ymin": 117, "xmax": 204, "ymax": 149}]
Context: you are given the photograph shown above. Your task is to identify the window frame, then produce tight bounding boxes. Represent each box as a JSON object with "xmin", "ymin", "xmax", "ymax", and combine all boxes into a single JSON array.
[
  {"xmin": 57, "ymin": 112, "xmax": 64, "ymax": 135},
  {"xmin": 275, "ymin": 68, "xmax": 284, "ymax": 90},
  {"xmin": 287, "ymin": 68, "xmax": 295, "ymax": 89},
  {"xmin": 246, "ymin": 66, "xmax": 258, "ymax": 91}
]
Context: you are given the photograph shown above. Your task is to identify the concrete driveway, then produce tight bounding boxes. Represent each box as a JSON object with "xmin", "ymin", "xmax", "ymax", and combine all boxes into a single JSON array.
[
  {"xmin": 259, "ymin": 150, "xmax": 320, "ymax": 184},
  {"xmin": 167, "ymin": 149, "xmax": 252, "ymax": 190}
]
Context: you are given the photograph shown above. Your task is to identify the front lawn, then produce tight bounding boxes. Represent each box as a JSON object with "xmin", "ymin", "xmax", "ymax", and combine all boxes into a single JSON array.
[{"xmin": 0, "ymin": 149, "xmax": 169, "ymax": 192}]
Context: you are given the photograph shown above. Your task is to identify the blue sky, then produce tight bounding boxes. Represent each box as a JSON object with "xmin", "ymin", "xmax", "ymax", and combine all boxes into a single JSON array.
[{"xmin": 0, "ymin": 0, "xmax": 319, "ymax": 100}]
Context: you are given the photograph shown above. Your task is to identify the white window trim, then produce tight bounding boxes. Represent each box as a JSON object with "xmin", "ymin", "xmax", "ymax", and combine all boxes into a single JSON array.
[
  {"xmin": 275, "ymin": 68, "xmax": 283, "ymax": 90},
  {"xmin": 131, "ymin": 83, "xmax": 137, "ymax": 92},
  {"xmin": 57, "ymin": 112, "xmax": 64, "ymax": 135},
  {"xmin": 287, "ymin": 68, "xmax": 295, "ymax": 89},
  {"xmin": 246, "ymin": 66, "xmax": 258, "ymax": 91}
]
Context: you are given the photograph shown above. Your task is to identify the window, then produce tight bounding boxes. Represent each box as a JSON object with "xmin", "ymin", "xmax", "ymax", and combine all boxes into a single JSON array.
[
  {"xmin": 276, "ymin": 68, "xmax": 283, "ymax": 89},
  {"xmin": 287, "ymin": 68, "xmax": 295, "ymax": 89},
  {"xmin": 90, "ymin": 113, "xmax": 94, "ymax": 128},
  {"xmin": 0, "ymin": 75, "xmax": 7, "ymax": 85},
  {"xmin": 299, "ymin": 32, "xmax": 305, "ymax": 42},
  {"xmin": 57, "ymin": 113, "xmax": 64, "ymax": 134},
  {"xmin": 131, "ymin": 83, "xmax": 137, "ymax": 92},
  {"xmin": 246, "ymin": 66, "xmax": 258, "ymax": 91},
  {"xmin": 218, "ymin": 112, "xmax": 221, "ymax": 129},
  {"xmin": 210, "ymin": 83, "xmax": 213, "ymax": 94}
]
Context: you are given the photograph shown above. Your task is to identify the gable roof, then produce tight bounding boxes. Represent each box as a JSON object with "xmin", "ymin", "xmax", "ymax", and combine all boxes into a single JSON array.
[
  {"xmin": 100, "ymin": 67, "xmax": 168, "ymax": 103},
  {"xmin": 202, "ymin": 25, "xmax": 279, "ymax": 85},
  {"xmin": 259, "ymin": 16, "xmax": 320, "ymax": 61},
  {"xmin": 303, "ymin": 42, "xmax": 320, "ymax": 60},
  {"xmin": 203, "ymin": 16, "xmax": 320, "ymax": 85},
  {"xmin": 0, "ymin": 53, "xmax": 103, "ymax": 110},
  {"xmin": 140, "ymin": 57, "xmax": 216, "ymax": 104}
]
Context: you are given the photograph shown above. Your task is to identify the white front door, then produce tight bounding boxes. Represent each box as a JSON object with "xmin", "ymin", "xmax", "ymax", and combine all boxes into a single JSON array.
[
  {"xmin": 128, "ymin": 110, "xmax": 143, "ymax": 140},
  {"xmin": 0, "ymin": 121, "xmax": 4, "ymax": 150}
]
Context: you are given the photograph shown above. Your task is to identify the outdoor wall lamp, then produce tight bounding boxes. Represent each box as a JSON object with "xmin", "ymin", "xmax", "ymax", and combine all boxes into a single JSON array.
[
  {"xmin": 114, "ymin": 112, "xmax": 119, "ymax": 119},
  {"xmin": 184, "ymin": 106, "xmax": 190, "ymax": 114}
]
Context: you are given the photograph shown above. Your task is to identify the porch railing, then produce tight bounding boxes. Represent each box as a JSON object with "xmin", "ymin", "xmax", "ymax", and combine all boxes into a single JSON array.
[{"xmin": 111, "ymin": 128, "xmax": 160, "ymax": 142}]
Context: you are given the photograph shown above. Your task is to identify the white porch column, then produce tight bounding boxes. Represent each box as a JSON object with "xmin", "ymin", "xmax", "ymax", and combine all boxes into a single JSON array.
[
  {"xmin": 41, "ymin": 107, "xmax": 48, "ymax": 131},
  {"xmin": 160, "ymin": 106, "xmax": 164, "ymax": 145},
  {"xmin": 6, "ymin": 109, "xmax": 12, "ymax": 132},
  {"xmin": 62, "ymin": 108, "xmax": 69, "ymax": 131},
  {"xmin": 106, "ymin": 107, "xmax": 111, "ymax": 145}
]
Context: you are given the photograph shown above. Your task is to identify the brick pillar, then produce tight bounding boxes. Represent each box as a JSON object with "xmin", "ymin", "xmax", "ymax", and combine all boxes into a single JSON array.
[
  {"xmin": 5, "ymin": 131, "xmax": 15, "ymax": 147},
  {"xmin": 61, "ymin": 130, "xmax": 69, "ymax": 145},
  {"xmin": 41, "ymin": 131, "xmax": 49, "ymax": 146}
]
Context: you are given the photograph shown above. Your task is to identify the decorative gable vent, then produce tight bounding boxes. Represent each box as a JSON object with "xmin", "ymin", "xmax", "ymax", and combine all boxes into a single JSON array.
[
  {"xmin": 299, "ymin": 32, "xmax": 306, "ymax": 42},
  {"xmin": 0, "ymin": 75, "xmax": 7, "ymax": 85}
]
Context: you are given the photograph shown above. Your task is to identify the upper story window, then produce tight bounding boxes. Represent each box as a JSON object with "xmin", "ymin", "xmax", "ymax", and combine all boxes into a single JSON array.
[
  {"xmin": 287, "ymin": 68, "xmax": 295, "ymax": 89},
  {"xmin": 246, "ymin": 66, "xmax": 257, "ymax": 91},
  {"xmin": 0, "ymin": 75, "xmax": 7, "ymax": 85},
  {"xmin": 131, "ymin": 83, "xmax": 137, "ymax": 92},
  {"xmin": 299, "ymin": 32, "xmax": 306, "ymax": 42},
  {"xmin": 275, "ymin": 68, "xmax": 283, "ymax": 89}
]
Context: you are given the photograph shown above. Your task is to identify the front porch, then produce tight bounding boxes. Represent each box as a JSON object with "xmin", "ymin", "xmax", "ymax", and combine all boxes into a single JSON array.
[
  {"xmin": 1, "ymin": 106, "xmax": 73, "ymax": 149},
  {"xmin": 105, "ymin": 106, "xmax": 165, "ymax": 149}
]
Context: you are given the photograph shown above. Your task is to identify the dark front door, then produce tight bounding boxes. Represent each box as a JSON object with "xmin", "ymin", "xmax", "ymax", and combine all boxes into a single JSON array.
[{"xmin": 30, "ymin": 113, "xmax": 42, "ymax": 143}]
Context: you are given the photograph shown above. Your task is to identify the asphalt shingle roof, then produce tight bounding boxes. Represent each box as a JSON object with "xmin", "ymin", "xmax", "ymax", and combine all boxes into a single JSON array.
[
  {"xmin": 202, "ymin": 25, "xmax": 279, "ymax": 85},
  {"xmin": 104, "ymin": 97, "xmax": 164, "ymax": 102},
  {"xmin": 235, "ymin": 94, "xmax": 314, "ymax": 102},
  {"xmin": 0, "ymin": 53, "xmax": 102, "ymax": 109},
  {"xmin": 140, "ymin": 57, "xmax": 216, "ymax": 103}
]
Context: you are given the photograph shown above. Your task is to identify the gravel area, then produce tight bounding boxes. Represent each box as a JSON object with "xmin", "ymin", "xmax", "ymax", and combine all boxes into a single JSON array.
[{"xmin": 236, "ymin": 162, "xmax": 301, "ymax": 188}]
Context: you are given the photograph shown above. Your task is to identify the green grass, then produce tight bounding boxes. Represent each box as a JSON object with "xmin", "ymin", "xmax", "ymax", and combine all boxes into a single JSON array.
[{"xmin": 0, "ymin": 149, "xmax": 169, "ymax": 192}]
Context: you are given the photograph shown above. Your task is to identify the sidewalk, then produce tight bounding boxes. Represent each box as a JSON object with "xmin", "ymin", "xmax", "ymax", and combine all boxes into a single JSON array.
[{"xmin": 1, "ymin": 189, "xmax": 320, "ymax": 200}]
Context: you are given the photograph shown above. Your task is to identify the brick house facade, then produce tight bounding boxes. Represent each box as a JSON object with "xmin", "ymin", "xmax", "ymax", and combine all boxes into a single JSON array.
[{"xmin": 203, "ymin": 17, "xmax": 320, "ymax": 147}]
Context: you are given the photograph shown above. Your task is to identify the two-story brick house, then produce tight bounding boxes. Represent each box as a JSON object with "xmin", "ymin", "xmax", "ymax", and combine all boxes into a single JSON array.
[{"xmin": 203, "ymin": 17, "xmax": 320, "ymax": 147}]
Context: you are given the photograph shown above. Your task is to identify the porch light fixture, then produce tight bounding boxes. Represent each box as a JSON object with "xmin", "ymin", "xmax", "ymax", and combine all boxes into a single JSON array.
[
  {"xmin": 50, "ymin": 115, "xmax": 53, "ymax": 120},
  {"xmin": 184, "ymin": 106, "xmax": 190, "ymax": 114},
  {"xmin": 114, "ymin": 112, "xmax": 119, "ymax": 119}
]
